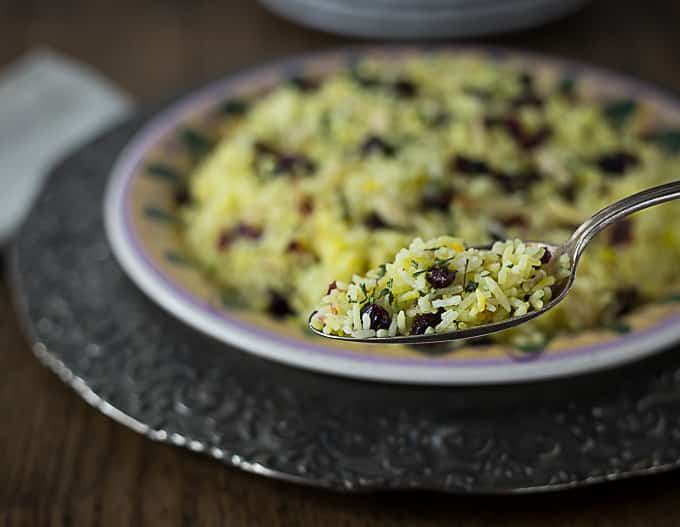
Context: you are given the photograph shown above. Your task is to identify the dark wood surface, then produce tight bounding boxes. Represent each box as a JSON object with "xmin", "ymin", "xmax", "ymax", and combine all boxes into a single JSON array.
[{"xmin": 2, "ymin": 1, "xmax": 680, "ymax": 525}]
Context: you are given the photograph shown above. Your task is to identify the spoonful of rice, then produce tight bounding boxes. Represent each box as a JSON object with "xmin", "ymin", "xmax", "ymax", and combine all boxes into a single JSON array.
[{"xmin": 309, "ymin": 180, "xmax": 680, "ymax": 343}]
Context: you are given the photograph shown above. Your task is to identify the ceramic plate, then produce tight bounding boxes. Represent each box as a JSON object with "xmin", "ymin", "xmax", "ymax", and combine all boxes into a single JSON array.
[{"xmin": 104, "ymin": 46, "xmax": 680, "ymax": 385}]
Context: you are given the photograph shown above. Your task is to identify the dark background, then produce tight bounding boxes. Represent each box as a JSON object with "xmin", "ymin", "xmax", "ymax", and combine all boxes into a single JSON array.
[{"xmin": 1, "ymin": 1, "xmax": 680, "ymax": 525}]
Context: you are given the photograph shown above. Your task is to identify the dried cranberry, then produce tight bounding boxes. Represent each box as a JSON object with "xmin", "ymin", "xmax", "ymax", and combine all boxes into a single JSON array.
[
  {"xmin": 597, "ymin": 152, "xmax": 640, "ymax": 175},
  {"xmin": 540, "ymin": 248, "xmax": 552, "ymax": 264},
  {"xmin": 360, "ymin": 303, "xmax": 391, "ymax": 330},
  {"xmin": 326, "ymin": 281, "xmax": 338, "ymax": 295},
  {"xmin": 609, "ymin": 218, "xmax": 633, "ymax": 246},
  {"xmin": 560, "ymin": 183, "xmax": 577, "ymax": 202},
  {"xmin": 301, "ymin": 157, "xmax": 317, "ymax": 173},
  {"xmin": 274, "ymin": 154, "xmax": 316, "ymax": 176},
  {"xmin": 453, "ymin": 155, "xmax": 489, "ymax": 174},
  {"xmin": 613, "ymin": 286, "xmax": 640, "ymax": 317},
  {"xmin": 502, "ymin": 116, "xmax": 524, "ymax": 138},
  {"xmin": 217, "ymin": 232, "xmax": 232, "ymax": 250},
  {"xmin": 426, "ymin": 266, "xmax": 457, "ymax": 288},
  {"xmin": 361, "ymin": 135, "xmax": 397, "ymax": 158},
  {"xmin": 491, "ymin": 169, "xmax": 542, "ymax": 193},
  {"xmin": 393, "ymin": 78, "xmax": 418, "ymax": 98},
  {"xmin": 236, "ymin": 224, "xmax": 262, "ymax": 238},
  {"xmin": 286, "ymin": 240, "xmax": 308, "ymax": 253},
  {"xmin": 299, "ymin": 196, "xmax": 314, "ymax": 216},
  {"xmin": 268, "ymin": 291, "xmax": 294, "ymax": 318},
  {"xmin": 421, "ymin": 187, "xmax": 454, "ymax": 212},
  {"xmin": 289, "ymin": 76, "xmax": 319, "ymax": 92},
  {"xmin": 411, "ymin": 312, "xmax": 442, "ymax": 335},
  {"xmin": 525, "ymin": 127, "xmax": 552, "ymax": 149},
  {"xmin": 274, "ymin": 155, "xmax": 297, "ymax": 174},
  {"xmin": 254, "ymin": 141, "xmax": 278, "ymax": 156},
  {"xmin": 493, "ymin": 116, "xmax": 551, "ymax": 150},
  {"xmin": 501, "ymin": 214, "xmax": 530, "ymax": 228},
  {"xmin": 254, "ymin": 142, "xmax": 316, "ymax": 177},
  {"xmin": 173, "ymin": 185, "xmax": 191, "ymax": 206},
  {"xmin": 364, "ymin": 212, "xmax": 389, "ymax": 230},
  {"xmin": 217, "ymin": 223, "xmax": 262, "ymax": 250}
]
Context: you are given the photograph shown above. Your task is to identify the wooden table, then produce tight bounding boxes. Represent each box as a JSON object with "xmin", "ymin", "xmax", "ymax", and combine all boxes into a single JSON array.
[{"xmin": 2, "ymin": 1, "xmax": 680, "ymax": 525}]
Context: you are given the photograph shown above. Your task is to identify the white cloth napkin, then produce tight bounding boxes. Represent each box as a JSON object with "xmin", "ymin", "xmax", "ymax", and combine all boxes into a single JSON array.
[{"xmin": 0, "ymin": 49, "xmax": 133, "ymax": 243}]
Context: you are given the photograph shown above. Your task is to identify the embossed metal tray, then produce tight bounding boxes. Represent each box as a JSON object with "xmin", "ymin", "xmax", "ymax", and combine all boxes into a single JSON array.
[{"xmin": 11, "ymin": 111, "xmax": 680, "ymax": 494}]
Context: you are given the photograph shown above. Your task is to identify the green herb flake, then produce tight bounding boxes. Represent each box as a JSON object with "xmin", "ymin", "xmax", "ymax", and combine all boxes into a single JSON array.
[
  {"xmin": 462, "ymin": 258, "xmax": 470, "ymax": 289},
  {"xmin": 359, "ymin": 283, "xmax": 370, "ymax": 304},
  {"xmin": 603, "ymin": 99, "xmax": 637, "ymax": 127},
  {"xmin": 220, "ymin": 288, "xmax": 245, "ymax": 309},
  {"xmin": 164, "ymin": 250, "xmax": 195, "ymax": 267},
  {"xmin": 145, "ymin": 163, "xmax": 181, "ymax": 184},
  {"xmin": 559, "ymin": 77, "xmax": 576, "ymax": 96},
  {"xmin": 220, "ymin": 99, "xmax": 249, "ymax": 116},
  {"xmin": 336, "ymin": 189, "xmax": 351, "ymax": 222},
  {"xmin": 143, "ymin": 206, "xmax": 183, "ymax": 225},
  {"xmin": 650, "ymin": 129, "xmax": 680, "ymax": 154},
  {"xmin": 182, "ymin": 128, "xmax": 214, "ymax": 159},
  {"xmin": 659, "ymin": 293, "xmax": 680, "ymax": 304},
  {"xmin": 515, "ymin": 342, "xmax": 546, "ymax": 354},
  {"xmin": 407, "ymin": 342, "xmax": 454, "ymax": 357},
  {"xmin": 300, "ymin": 324, "xmax": 316, "ymax": 336},
  {"xmin": 464, "ymin": 281, "xmax": 479, "ymax": 293},
  {"xmin": 606, "ymin": 322, "xmax": 632, "ymax": 334},
  {"xmin": 349, "ymin": 63, "xmax": 381, "ymax": 88},
  {"xmin": 320, "ymin": 110, "xmax": 332, "ymax": 137},
  {"xmin": 378, "ymin": 289, "xmax": 393, "ymax": 305},
  {"xmin": 436, "ymin": 255, "xmax": 456, "ymax": 267},
  {"xmin": 376, "ymin": 264, "xmax": 387, "ymax": 279}
]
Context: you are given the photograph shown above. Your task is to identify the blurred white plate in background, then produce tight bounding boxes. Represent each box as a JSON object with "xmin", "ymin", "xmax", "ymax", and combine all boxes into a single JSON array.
[{"xmin": 259, "ymin": 0, "xmax": 589, "ymax": 39}]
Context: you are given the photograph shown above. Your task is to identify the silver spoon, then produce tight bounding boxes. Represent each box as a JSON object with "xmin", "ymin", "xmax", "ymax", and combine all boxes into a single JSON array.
[{"xmin": 309, "ymin": 180, "xmax": 680, "ymax": 344}]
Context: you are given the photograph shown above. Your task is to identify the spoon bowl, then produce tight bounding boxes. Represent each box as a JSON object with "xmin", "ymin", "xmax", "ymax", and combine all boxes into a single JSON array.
[{"xmin": 309, "ymin": 180, "xmax": 680, "ymax": 344}]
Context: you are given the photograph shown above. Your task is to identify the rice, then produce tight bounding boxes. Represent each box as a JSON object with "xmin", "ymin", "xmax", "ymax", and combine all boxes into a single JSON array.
[
  {"xmin": 180, "ymin": 53, "xmax": 680, "ymax": 346},
  {"xmin": 309, "ymin": 237, "xmax": 571, "ymax": 337}
]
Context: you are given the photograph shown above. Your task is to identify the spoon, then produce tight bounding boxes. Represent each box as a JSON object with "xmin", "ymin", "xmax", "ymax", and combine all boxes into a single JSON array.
[{"xmin": 309, "ymin": 180, "xmax": 680, "ymax": 344}]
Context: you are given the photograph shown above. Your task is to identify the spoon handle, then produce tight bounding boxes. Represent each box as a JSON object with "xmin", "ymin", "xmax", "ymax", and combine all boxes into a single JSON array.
[{"xmin": 567, "ymin": 180, "xmax": 680, "ymax": 262}]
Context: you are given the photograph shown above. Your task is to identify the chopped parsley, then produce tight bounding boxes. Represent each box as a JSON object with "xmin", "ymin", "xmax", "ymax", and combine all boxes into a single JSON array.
[
  {"xmin": 464, "ymin": 281, "xmax": 479, "ymax": 293},
  {"xmin": 462, "ymin": 258, "xmax": 470, "ymax": 289},
  {"xmin": 359, "ymin": 283, "xmax": 370, "ymax": 304}
]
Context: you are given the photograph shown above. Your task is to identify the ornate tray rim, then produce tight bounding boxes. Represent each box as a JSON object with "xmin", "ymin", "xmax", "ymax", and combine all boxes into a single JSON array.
[{"xmin": 11, "ymin": 46, "xmax": 680, "ymax": 495}]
